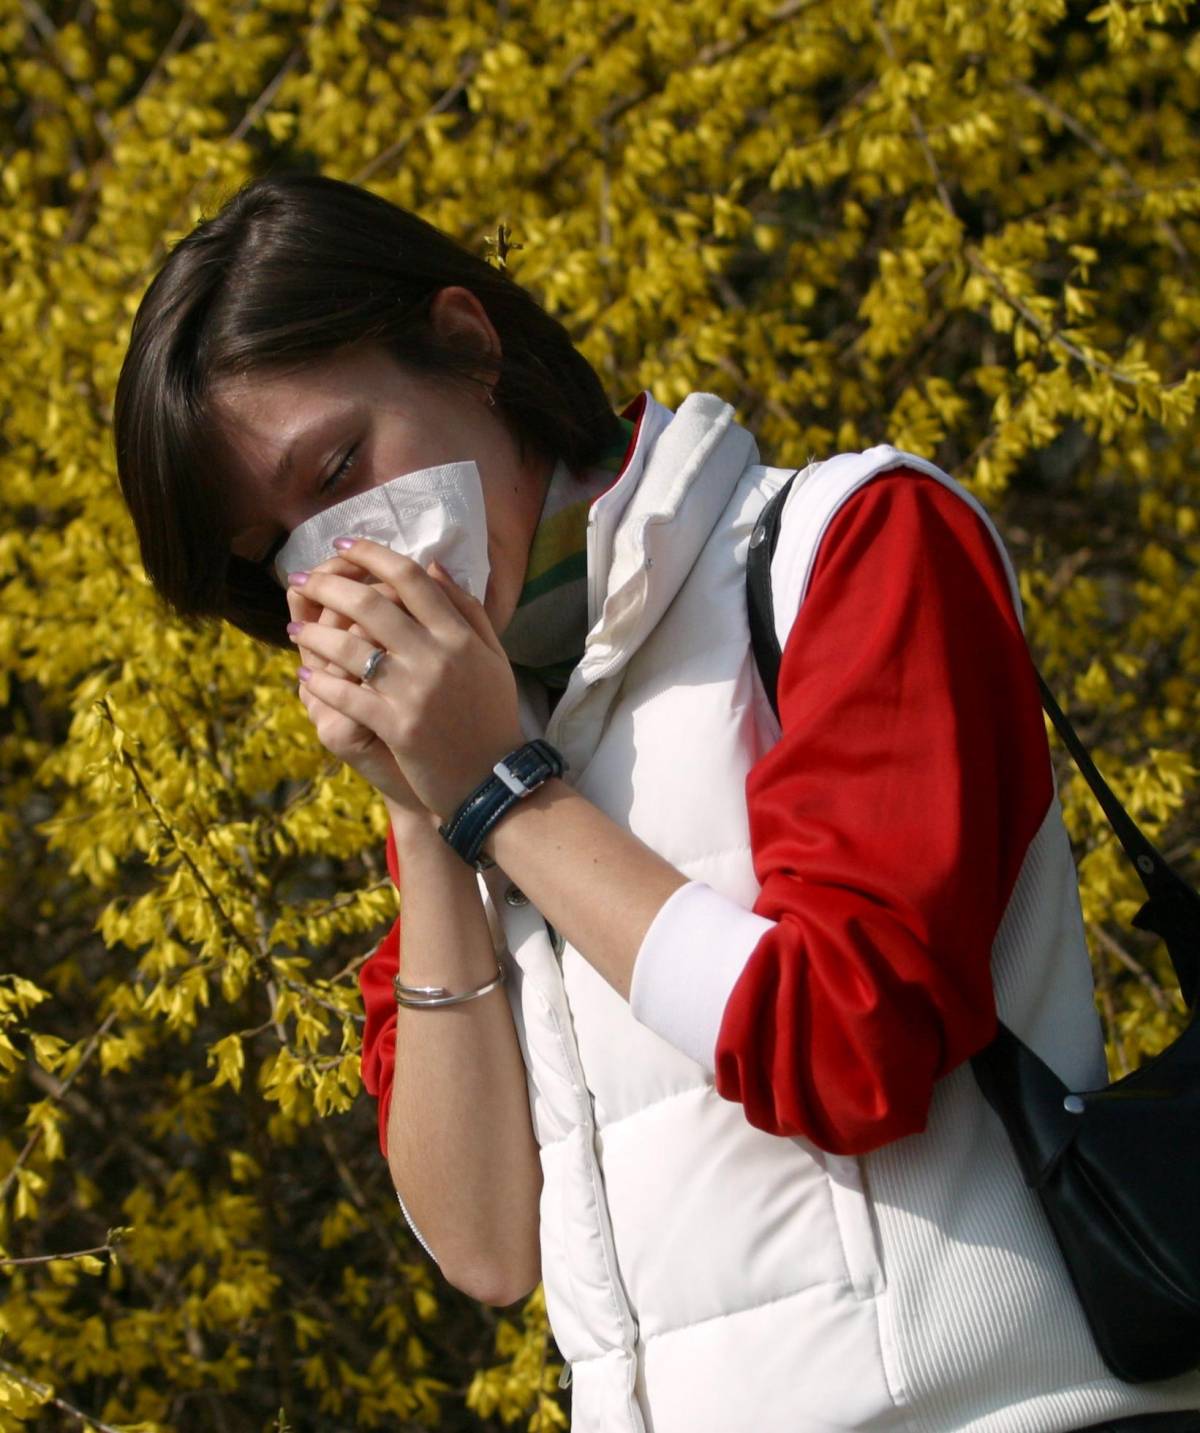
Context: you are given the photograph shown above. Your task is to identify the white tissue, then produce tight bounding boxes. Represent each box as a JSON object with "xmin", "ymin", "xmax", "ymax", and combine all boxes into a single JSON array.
[{"xmin": 273, "ymin": 460, "xmax": 492, "ymax": 602}]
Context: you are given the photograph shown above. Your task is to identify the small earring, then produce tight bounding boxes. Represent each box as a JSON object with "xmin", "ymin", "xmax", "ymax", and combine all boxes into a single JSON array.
[{"xmin": 486, "ymin": 388, "xmax": 496, "ymax": 408}]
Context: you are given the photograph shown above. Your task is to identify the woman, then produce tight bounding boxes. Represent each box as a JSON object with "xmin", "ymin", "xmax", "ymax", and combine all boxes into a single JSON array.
[{"xmin": 113, "ymin": 171, "xmax": 1200, "ymax": 1433}]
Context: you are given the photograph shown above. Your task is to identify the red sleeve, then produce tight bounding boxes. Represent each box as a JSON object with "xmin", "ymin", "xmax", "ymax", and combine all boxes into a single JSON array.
[
  {"xmin": 713, "ymin": 467, "xmax": 1055, "ymax": 1155},
  {"xmin": 359, "ymin": 823, "xmax": 402, "ymax": 1161}
]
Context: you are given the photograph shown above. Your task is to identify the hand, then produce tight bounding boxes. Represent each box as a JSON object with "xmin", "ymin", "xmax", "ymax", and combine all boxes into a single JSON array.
[
  {"xmin": 287, "ymin": 554, "xmax": 428, "ymax": 820},
  {"xmin": 285, "ymin": 539, "xmax": 525, "ymax": 821}
]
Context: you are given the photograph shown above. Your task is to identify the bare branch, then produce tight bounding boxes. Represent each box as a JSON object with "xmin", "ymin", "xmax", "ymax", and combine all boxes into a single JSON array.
[{"xmin": 0, "ymin": 1359, "xmax": 129, "ymax": 1433}]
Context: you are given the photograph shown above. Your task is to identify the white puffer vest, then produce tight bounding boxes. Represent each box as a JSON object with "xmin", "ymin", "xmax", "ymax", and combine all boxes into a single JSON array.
[{"xmin": 466, "ymin": 393, "xmax": 1200, "ymax": 1431}]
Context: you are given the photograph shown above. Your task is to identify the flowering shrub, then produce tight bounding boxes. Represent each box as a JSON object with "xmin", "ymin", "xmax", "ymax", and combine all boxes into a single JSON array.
[{"xmin": 2, "ymin": 0, "xmax": 1198, "ymax": 1426}]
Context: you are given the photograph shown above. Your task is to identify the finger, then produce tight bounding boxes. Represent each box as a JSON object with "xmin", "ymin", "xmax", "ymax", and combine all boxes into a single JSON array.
[
  {"xmin": 427, "ymin": 560, "xmax": 507, "ymax": 660},
  {"xmin": 296, "ymin": 634, "xmax": 348, "ymax": 679},
  {"xmin": 299, "ymin": 676, "xmax": 352, "ymax": 726},
  {"xmin": 301, "ymin": 558, "xmax": 389, "ymax": 673},
  {"xmin": 322, "ymin": 539, "xmax": 474, "ymax": 640},
  {"xmin": 294, "ymin": 574, "xmax": 402, "ymax": 679},
  {"xmin": 288, "ymin": 582, "xmax": 321, "ymax": 628},
  {"xmin": 289, "ymin": 620, "xmax": 390, "ymax": 681},
  {"xmin": 288, "ymin": 566, "xmax": 427, "ymax": 653},
  {"xmin": 286, "ymin": 553, "xmax": 377, "ymax": 628},
  {"xmin": 347, "ymin": 581, "xmax": 400, "ymax": 643},
  {"xmin": 313, "ymin": 600, "xmax": 357, "ymax": 674},
  {"xmin": 299, "ymin": 677, "xmax": 371, "ymax": 746},
  {"xmin": 298, "ymin": 664, "xmax": 387, "ymax": 735},
  {"xmin": 289, "ymin": 600, "xmax": 347, "ymax": 676}
]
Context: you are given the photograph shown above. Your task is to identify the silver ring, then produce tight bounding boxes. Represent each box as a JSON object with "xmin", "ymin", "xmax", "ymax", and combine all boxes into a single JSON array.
[{"xmin": 360, "ymin": 646, "xmax": 387, "ymax": 686}]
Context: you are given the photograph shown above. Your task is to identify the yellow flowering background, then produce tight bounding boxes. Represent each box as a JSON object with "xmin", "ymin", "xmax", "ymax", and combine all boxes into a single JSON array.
[{"xmin": 3, "ymin": 0, "xmax": 1199, "ymax": 1426}]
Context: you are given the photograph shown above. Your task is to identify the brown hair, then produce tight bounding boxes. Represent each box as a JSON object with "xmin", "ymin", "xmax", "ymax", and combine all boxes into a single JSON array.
[{"xmin": 114, "ymin": 170, "xmax": 624, "ymax": 647}]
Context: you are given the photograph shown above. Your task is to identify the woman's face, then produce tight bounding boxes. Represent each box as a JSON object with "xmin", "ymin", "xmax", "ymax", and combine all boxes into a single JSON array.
[{"xmin": 212, "ymin": 288, "xmax": 554, "ymax": 636}]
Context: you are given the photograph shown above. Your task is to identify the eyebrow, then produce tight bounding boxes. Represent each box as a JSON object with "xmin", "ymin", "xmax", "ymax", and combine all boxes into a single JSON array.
[{"xmin": 268, "ymin": 409, "xmax": 354, "ymax": 493}]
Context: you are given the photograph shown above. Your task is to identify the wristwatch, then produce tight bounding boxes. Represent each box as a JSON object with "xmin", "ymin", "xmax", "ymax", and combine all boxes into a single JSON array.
[{"xmin": 438, "ymin": 738, "xmax": 568, "ymax": 871}]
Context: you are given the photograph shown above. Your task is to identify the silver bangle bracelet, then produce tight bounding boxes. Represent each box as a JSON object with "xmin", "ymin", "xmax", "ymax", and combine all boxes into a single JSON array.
[{"xmin": 393, "ymin": 964, "xmax": 506, "ymax": 1008}]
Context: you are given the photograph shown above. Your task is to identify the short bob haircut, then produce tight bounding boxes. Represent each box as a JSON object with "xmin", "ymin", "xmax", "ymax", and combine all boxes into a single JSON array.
[{"xmin": 114, "ymin": 170, "xmax": 625, "ymax": 649}]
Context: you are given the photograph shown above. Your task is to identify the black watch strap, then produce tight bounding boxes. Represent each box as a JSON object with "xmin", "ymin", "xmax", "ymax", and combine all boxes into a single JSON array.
[{"xmin": 438, "ymin": 738, "xmax": 567, "ymax": 871}]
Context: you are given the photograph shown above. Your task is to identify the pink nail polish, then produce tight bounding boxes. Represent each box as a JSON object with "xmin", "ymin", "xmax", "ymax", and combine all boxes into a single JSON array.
[
  {"xmin": 297, "ymin": 665, "xmax": 312, "ymax": 681},
  {"xmin": 332, "ymin": 537, "xmax": 355, "ymax": 551},
  {"xmin": 286, "ymin": 621, "xmax": 303, "ymax": 636},
  {"xmin": 288, "ymin": 571, "xmax": 309, "ymax": 586}
]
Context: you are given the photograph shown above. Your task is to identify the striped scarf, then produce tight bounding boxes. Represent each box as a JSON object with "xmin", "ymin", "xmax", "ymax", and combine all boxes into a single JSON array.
[{"xmin": 499, "ymin": 417, "xmax": 636, "ymax": 690}]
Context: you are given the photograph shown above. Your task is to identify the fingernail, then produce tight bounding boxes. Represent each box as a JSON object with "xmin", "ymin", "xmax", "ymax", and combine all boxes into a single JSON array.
[
  {"xmin": 297, "ymin": 666, "xmax": 312, "ymax": 681},
  {"xmin": 332, "ymin": 537, "xmax": 355, "ymax": 551},
  {"xmin": 288, "ymin": 571, "xmax": 309, "ymax": 586},
  {"xmin": 285, "ymin": 621, "xmax": 303, "ymax": 636}
]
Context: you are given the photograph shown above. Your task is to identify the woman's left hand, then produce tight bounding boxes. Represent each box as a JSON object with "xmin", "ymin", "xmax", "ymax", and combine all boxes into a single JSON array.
[{"xmin": 286, "ymin": 538, "xmax": 525, "ymax": 821}]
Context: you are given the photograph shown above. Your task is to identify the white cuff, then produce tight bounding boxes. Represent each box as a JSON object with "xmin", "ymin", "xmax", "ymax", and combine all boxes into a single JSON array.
[{"xmin": 629, "ymin": 880, "xmax": 775, "ymax": 1072}]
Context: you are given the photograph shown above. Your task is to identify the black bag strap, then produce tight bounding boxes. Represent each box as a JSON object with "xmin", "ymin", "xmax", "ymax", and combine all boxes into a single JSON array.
[{"xmin": 746, "ymin": 471, "xmax": 1199, "ymax": 1011}]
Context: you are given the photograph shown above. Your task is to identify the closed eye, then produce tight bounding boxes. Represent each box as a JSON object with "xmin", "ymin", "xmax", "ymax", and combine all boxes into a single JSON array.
[
  {"xmin": 322, "ymin": 442, "xmax": 360, "ymax": 495},
  {"xmin": 255, "ymin": 442, "xmax": 362, "ymax": 569}
]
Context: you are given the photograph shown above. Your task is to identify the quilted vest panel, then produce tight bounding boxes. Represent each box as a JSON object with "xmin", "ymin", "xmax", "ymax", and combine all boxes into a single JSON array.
[{"xmin": 478, "ymin": 412, "xmax": 1200, "ymax": 1431}]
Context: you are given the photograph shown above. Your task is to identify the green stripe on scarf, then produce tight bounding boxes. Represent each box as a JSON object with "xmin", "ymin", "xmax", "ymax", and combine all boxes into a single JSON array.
[
  {"xmin": 518, "ymin": 420, "xmax": 634, "ymax": 600},
  {"xmin": 517, "ymin": 549, "xmax": 589, "ymax": 608},
  {"xmin": 500, "ymin": 415, "xmax": 636, "ymax": 688}
]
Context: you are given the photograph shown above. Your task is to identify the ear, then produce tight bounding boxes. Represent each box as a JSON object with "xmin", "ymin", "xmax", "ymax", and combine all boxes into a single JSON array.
[{"xmin": 429, "ymin": 285, "xmax": 501, "ymax": 390}]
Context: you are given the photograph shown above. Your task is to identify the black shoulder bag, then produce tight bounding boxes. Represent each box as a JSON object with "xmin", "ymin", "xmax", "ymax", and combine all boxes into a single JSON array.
[{"xmin": 745, "ymin": 470, "xmax": 1200, "ymax": 1385}]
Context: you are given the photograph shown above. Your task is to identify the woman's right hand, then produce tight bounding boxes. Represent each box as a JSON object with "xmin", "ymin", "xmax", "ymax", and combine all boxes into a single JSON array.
[{"xmin": 287, "ymin": 554, "xmax": 431, "ymax": 825}]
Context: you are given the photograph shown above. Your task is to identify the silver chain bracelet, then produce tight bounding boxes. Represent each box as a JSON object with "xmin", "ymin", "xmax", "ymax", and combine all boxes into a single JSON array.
[{"xmin": 393, "ymin": 963, "xmax": 506, "ymax": 1008}]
